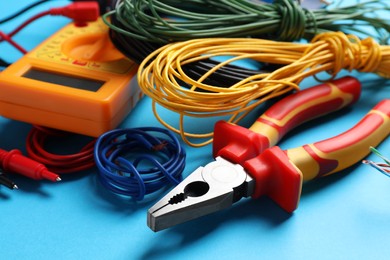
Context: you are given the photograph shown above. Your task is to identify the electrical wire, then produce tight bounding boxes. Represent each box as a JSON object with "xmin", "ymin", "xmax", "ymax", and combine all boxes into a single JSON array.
[
  {"xmin": 107, "ymin": 6, "xmax": 277, "ymax": 86},
  {"xmin": 0, "ymin": 169, "xmax": 18, "ymax": 190},
  {"xmin": 94, "ymin": 127, "xmax": 186, "ymax": 200},
  {"xmin": 363, "ymin": 147, "xmax": 390, "ymax": 177},
  {"xmin": 137, "ymin": 31, "xmax": 390, "ymax": 147},
  {"xmin": 0, "ymin": 3, "xmax": 100, "ymax": 176},
  {"xmin": 0, "ymin": 2, "xmax": 100, "ymax": 56},
  {"xmin": 370, "ymin": 147, "xmax": 390, "ymax": 165},
  {"xmin": 6, "ymin": 10, "xmax": 51, "ymax": 38},
  {"xmin": 104, "ymin": 0, "xmax": 390, "ymax": 64},
  {"xmin": 0, "ymin": 58, "xmax": 11, "ymax": 68},
  {"xmin": 0, "ymin": 6, "xmax": 51, "ymax": 58},
  {"xmin": 363, "ymin": 161, "xmax": 390, "ymax": 176},
  {"xmin": 0, "ymin": 0, "xmax": 49, "ymax": 24},
  {"xmin": 0, "ymin": 7, "xmax": 53, "ymax": 52},
  {"xmin": 26, "ymin": 126, "xmax": 96, "ymax": 174},
  {"xmin": 0, "ymin": 4, "xmax": 53, "ymax": 55},
  {"xmin": 0, "ymin": 0, "xmax": 111, "ymax": 24},
  {"xmin": 0, "ymin": 31, "xmax": 27, "ymax": 54}
]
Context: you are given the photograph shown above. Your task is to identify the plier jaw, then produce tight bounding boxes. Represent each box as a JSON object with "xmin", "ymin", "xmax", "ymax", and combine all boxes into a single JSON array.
[
  {"xmin": 147, "ymin": 78, "xmax": 390, "ymax": 232},
  {"xmin": 147, "ymin": 157, "xmax": 255, "ymax": 232}
]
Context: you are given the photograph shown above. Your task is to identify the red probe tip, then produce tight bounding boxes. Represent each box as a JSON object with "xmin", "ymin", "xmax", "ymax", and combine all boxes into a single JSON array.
[
  {"xmin": 0, "ymin": 149, "xmax": 61, "ymax": 182},
  {"xmin": 41, "ymin": 169, "xmax": 61, "ymax": 182}
]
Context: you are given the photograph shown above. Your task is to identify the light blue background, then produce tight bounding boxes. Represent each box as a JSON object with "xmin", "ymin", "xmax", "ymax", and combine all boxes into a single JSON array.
[{"xmin": 1, "ymin": 1, "xmax": 390, "ymax": 259}]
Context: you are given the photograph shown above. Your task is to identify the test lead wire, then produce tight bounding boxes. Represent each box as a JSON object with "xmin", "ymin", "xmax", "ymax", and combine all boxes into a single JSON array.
[{"xmin": 0, "ymin": 169, "xmax": 18, "ymax": 190}]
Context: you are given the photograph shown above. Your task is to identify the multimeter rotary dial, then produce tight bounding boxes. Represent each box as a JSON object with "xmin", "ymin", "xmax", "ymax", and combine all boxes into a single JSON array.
[
  {"xmin": 62, "ymin": 32, "xmax": 123, "ymax": 62},
  {"xmin": 0, "ymin": 18, "xmax": 141, "ymax": 137}
]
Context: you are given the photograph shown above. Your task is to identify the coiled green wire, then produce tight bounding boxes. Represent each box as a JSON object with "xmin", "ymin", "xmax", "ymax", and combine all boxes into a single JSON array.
[{"xmin": 103, "ymin": 0, "xmax": 390, "ymax": 44}]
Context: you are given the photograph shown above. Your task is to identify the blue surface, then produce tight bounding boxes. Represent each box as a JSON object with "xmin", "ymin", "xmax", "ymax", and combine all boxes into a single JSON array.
[{"xmin": 1, "ymin": 1, "xmax": 390, "ymax": 259}]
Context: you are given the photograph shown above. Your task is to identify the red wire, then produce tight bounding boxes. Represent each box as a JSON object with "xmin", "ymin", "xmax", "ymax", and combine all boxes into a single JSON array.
[
  {"xmin": 26, "ymin": 126, "xmax": 96, "ymax": 174},
  {"xmin": 0, "ymin": 31, "xmax": 27, "ymax": 54},
  {"xmin": 0, "ymin": 10, "xmax": 54, "ymax": 54},
  {"xmin": 8, "ymin": 10, "xmax": 50, "ymax": 37},
  {"xmin": 4, "ymin": 6, "xmax": 100, "ymax": 174}
]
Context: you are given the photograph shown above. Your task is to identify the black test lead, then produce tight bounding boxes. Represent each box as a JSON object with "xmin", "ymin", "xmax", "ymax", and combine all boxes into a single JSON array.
[{"xmin": 0, "ymin": 169, "xmax": 18, "ymax": 190}]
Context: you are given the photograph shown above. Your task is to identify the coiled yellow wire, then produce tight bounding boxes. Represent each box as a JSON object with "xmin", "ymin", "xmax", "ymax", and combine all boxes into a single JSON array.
[{"xmin": 138, "ymin": 32, "xmax": 390, "ymax": 147}]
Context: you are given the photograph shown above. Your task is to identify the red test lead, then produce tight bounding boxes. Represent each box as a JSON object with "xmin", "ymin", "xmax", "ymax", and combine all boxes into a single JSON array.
[
  {"xmin": 6, "ymin": 2, "xmax": 99, "ymax": 40},
  {"xmin": 0, "ymin": 149, "xmax": 61, "ymax": 182},
  {"xmin": 49, "ymin": 2, "xmax": 99, "ymax": 27}
]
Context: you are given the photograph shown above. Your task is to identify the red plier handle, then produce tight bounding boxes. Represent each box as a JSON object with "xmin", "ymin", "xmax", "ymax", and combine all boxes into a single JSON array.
[
  {"xmin": 245, "ymin": 99, "xmax": 390, "ymax": 212},
  {"xmin": 148, "ymin": 76, "xmax": 390, "ymax": 231},
  {"xmin": 214, "ymin": 76, "xmax": 361, "ymax": 164},
  {"xmin": 213, "ymin": 76, "xmax": 389, "ymax": 212}
]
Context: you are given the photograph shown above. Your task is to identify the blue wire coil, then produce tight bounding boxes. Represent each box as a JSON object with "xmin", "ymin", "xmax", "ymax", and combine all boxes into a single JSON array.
[{"xmin": 94, "ymin": 127, "xmax": 186, "ymax": 200}]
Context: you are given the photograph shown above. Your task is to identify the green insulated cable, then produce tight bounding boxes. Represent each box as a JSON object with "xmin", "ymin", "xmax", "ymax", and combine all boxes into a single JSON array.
[{"xmin": 103, "ymin": 0, "xmax": 390, "ymax": 44}]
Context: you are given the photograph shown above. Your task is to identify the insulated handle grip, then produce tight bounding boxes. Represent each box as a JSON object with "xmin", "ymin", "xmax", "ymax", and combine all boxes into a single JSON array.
[
  {"xmin": 244, "ymin": 100, "xmax": 390, "ymax": 213},
  {"xmin": 286, "ymin": 100, "xmax": 390, "ymax": 181},
  {"xmin": 249, "ymin": 76, "xmax": 361, "ymax": 148},
  {"xmin": 213, "ymin": 76, "xmax": 361, "ymax": 164}
]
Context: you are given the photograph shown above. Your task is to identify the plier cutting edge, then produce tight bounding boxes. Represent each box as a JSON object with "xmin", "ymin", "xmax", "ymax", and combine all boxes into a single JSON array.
[{"xmin": 148, "ymin": 76, "xmax": 390, "ymax": 232}]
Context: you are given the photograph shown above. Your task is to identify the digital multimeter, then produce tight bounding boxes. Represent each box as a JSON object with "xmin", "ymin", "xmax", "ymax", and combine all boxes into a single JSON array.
[{"xmin": 0, "ymin": 18, "xmax": 142, "ymax": 137}]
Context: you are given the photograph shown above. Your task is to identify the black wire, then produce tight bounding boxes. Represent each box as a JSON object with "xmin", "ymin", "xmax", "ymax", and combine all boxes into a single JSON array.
[
  {"xmin": 110, "ymin": 26, "xmax": 277, "ymax": 87},
  {"xmin": 0, "ymin": 0, "xmax": 50, "ymax": 24},
  {"xmin": 0, "ymin": 169, "xmax": 17, "ymax": 190},
  {"xmin": 0, "ymin": 58, "xmax": 10, "ymax": 68},
  {"xmin": 0, "ymin": 0, "xmax": 49, "ymax": 73},
  {"xmin": 0, "ymin": 0, "xmax": 114, "ymax": 24},
  {"xmin": 180, "ymin": 60, "xmax": 278, "ymax": 88},
  {"xmin": 108, "ymin": 9, "xmax": 279, "ymax": 87}
]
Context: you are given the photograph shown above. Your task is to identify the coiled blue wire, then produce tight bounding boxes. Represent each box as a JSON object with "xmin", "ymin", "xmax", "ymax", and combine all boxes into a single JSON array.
[{"xmin": 94, "ymin": 127, "xmax": 186, "ymax": 200}]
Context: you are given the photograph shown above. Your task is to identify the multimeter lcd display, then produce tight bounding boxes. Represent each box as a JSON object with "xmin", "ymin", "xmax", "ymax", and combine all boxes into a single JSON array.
[
  {"xmin": 23, "ymin": 68, "xmax": 104, "ymax": 92},
  {"xmin": 0, "ymin": 18, "xmax": 142, "ymax": 137}
]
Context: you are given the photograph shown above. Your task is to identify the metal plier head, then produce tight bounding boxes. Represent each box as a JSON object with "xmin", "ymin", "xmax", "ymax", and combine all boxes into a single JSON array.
[{"xmin": 148, "ymin": 157, "xmax": 255, "ymax": 232}]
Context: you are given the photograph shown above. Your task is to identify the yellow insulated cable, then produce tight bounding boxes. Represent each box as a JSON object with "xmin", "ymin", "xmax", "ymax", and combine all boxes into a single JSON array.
[{"xmin": 138, "ymin": 32, "xmax": 390, "ymax": 147}]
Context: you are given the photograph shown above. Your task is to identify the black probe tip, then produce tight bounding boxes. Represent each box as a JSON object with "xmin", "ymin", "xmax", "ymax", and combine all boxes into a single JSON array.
[{"xmin": 0, "ymin": 174, "xmax": 18, "ymax": 190}]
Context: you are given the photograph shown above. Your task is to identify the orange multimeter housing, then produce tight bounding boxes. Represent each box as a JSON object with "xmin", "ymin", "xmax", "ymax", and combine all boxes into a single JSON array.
[{"xmin": 0, "ymin": 18, "xmax": 142, "ymax": 137}]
